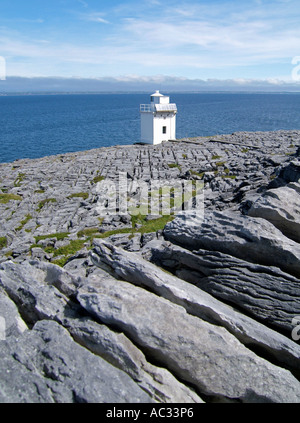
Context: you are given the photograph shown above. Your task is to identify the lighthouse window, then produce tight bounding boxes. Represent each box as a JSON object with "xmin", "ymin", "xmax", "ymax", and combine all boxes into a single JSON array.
[{"xmin": 162, "ymin": 126, "xmax": 167, "ymax": 134}]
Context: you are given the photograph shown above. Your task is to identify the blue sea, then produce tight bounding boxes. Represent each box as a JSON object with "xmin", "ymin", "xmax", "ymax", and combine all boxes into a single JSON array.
[{"xmin": 1, "ymin": 93, "xmax": 300, "ymax": 163}]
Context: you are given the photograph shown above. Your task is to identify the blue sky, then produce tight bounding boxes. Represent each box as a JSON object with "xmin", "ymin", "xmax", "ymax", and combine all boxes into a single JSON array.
[{"xmin": 0, "ymin": 0, "xmax": 300, "ymax": 89}]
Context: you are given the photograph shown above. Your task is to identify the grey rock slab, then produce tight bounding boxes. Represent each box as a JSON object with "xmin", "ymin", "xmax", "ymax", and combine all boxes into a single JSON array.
[
  {"xmin": 0, "ymin": 260, "xmax": 75, "ymax": 326},
  {"xmin": 279, "ymin": 160, "xmax": 300, "ymax": 183},
  {"xmin": 0, "ymin": 339, "xmax": 55, "ymax": 403},
  {"xmin": 30, "ymin": 247, "xmax": 53, "ymax": 261},
  {"xmin": 77, "ymin": 273, "xmax": 300, "ymax": 402},
  {"xmin": 63, "ymin": 257, "xmax": 90, "ymax": 279},
  {"xmin": 0, "ymin": 259, "xmax": 201, "ymax": 402},
  {"xmin": 268, "ymin": 155, "xmax": 290, "ymax": 166},
  {"xmin": 146, "ymin": 240, "xmax": 300, "ymax": 336},
  {"xmin": 29, "ymin": 260, "xmax": 82, "ymax": 298},
  {"xmin": 90, "ymin": 240, "xmax": 300, "ymax": 377},
  {"xmin": 163, "ymin": 210, "xmax": 300, "ymax": 278},
  {"xmin": 64, "ymin": 314, "xmax": 203, "ymax": 403},
  {"xmin": 0, "ymin": 290, "xmax": 28, "ymax": 339},
  {"xmin": 248, "ymin": 183, "xmax": 300, "ymax": 243},
  {"xmin": 0, "ymin": 319, "xmax": 152, "ymax": 403},
  {"xmin": 125, "ymin": 234, "xmax": 142, "ymax": 252}
]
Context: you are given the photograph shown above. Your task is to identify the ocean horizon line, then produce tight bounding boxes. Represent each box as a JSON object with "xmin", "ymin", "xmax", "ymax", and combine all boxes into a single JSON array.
[{"xmin": 1, "ymin": 90, "xmax": 300, "ymax": 96}]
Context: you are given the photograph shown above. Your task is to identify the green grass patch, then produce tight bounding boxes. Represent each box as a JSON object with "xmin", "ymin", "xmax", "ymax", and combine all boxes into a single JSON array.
[
  {"xmin": 222, "ymin": 174, "xmax": 237, "ymax": 179},
  {"xmin": 92, "ymin": 214, "xmax": 174, "ymax": 241},
  {"xmin": 29, "ymin": 243, "xmax": 40, "ymax": 251},
  {"xmin": 167, "ymin": 163, "xmax": 181, "ymax": 170},
  {"xmin": 68, "ymin": 192, "xmax": 89, "ymax": 200},
  {"xmin": 94, "ymin": 227, "xmax": 134, "ymax": 239},
  {"xmin": 0, "ymin": 193, "xmax": 22, "ymax": 204},
  {"xmin": 77, "ymin": 227, "xmax": 100, "ymax": 238},
  {"xmin": 14, "ymin": 172, "xmax": 26, "ymax": 187},
  {"xmin": 137, "ymin": 215, "xmax": 174, "ymax": 234},
  {"xmin": 36, "ymin": 198, "xmax": 57, "ymax": 211},
  {"xmin": 215, "ymin": 161, "xmax": 226, "ymax": 167},
  {"xmin": 0, "ymin": 236, "xmax": 7, "ymax": 249},
  {"xmin": 34, "ymin": 215, "xmax": 174, "ymax": 267},
  {"xmin": 190, "ymin": 170, "xmax": 205, "ymax": 179},
  {"xmin": 241, "ymin": 148, "xmax": 249, "ymax": 153},
  {"xmin": 45, "ymin": 239, "xmax": 86, "ymax": 258},
  {"xmin": 131, "ymin": 213, "xmax": 174, "ymax": 233},
  {"xmin": 34, "ymin": 232, "xmax": 70, "ymax": 243},
  {"xmin": 15, "ymin": 214, "xmax": 32, "ymax": 231},
  {"xmin": 51, "ymin": 257, "xmax": 70, "ymax": 267},
  {"xmin": 212, "ymin": 155, "xmax": 222, "ymax": 160},
  {"xmin": 44, "ymin": 239, "xmax": 87, "ymax": 267},
  {"xmin": 92, "ymin": 175, "xmax": 105, "ymax": 184},
  {"xmin": 131, "ymin": 214, "xmax": 147, "ymax": 228}
]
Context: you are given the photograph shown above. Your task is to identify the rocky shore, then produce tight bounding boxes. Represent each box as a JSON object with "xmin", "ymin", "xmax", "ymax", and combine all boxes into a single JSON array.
[{"xmin": 0, "ymin": 130, "xmax": 300, "ymax": 403}]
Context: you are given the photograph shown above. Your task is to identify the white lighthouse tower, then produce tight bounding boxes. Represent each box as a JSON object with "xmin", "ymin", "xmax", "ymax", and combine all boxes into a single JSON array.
[{"xmin": 140, "ymin": 91, "xmax": 177, "ymax": 145}]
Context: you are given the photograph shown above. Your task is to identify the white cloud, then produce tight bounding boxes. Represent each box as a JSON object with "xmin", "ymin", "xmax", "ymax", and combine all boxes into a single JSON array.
[
  {"xmin": 81, "ymin": 12, "xmax": 110, "ymax": 24},
  {"xmin": 1, "ymin": 0, "xmax": 300, "ymax": 80},
  {"xmin": 120, "ymin": 10, "xmax": 300, "ymax": 65}
]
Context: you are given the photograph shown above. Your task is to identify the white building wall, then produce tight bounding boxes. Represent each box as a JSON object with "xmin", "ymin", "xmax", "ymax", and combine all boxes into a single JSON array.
[
  {"xmin": 160, "ymin": 96, "xmax": 170, "ymax": 104},
  {"xmin": 141, "ymin": 113, "xmax": 154, "ymax": 144},
  {"xmin": 153, "ymin": 114, "xmax": 176, "ymax": 145},
  {"xmin": 140, "ymin": 91, "xmax": 177, "ymax": 144},
  {"xmin": 170, "ymin": 114, "xmax": 176, "ymax": 140}
]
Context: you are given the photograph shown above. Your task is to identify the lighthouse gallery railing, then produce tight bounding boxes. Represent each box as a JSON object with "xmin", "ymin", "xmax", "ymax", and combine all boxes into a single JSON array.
[{"xmin": 140, "ymin": 104, "xmax": 152, "ymax": 112}]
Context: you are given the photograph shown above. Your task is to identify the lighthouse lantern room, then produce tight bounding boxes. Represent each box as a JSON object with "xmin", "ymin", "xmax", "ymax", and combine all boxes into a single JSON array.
[{"xmin": 140, "ymin": 91, "xmax": 177, "ymax": 145}]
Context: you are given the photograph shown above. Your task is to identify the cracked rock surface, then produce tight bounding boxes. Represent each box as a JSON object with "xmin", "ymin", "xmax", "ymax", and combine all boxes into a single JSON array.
[{"xmin": 0, "ymin": 130, "xmax": 300, "ymax": 403}]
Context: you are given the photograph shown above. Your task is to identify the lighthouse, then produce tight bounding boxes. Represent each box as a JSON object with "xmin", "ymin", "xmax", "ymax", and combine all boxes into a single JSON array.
[{"xmin": 140, "ymin": 91, "xmax": 177, "ymax": 145}]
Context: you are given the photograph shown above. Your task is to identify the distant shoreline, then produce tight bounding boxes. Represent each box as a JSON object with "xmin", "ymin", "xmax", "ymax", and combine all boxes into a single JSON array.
[{"xmin": 1, "ymin": 91, "xmax": 300, "ymax": 96}]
